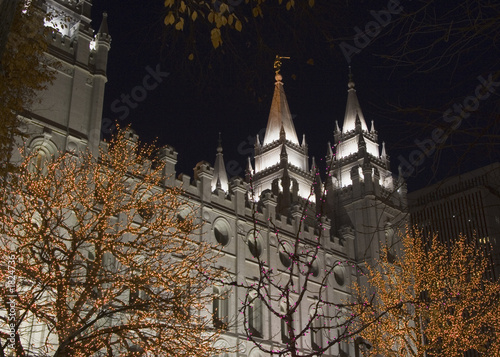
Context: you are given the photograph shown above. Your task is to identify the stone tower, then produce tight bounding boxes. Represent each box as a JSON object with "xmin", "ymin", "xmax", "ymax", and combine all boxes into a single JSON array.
[
  {"xmin": 21, "ymin": 0, "xmax": 110, "ymax": 157},
  {"xmin": 327, "ymin": 72, "xmax": 407, "ymax": 267}
]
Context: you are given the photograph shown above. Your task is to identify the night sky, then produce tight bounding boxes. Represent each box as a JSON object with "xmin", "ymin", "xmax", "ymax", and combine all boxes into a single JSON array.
[{"xmin": 89, "ymin": 1, "xmax": 500, "ymax": 192}]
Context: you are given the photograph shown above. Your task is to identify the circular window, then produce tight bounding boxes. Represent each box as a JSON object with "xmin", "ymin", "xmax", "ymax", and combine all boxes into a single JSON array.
[
  {"xmin": 333, "ymin": 265, "xmax": 345, "ymax": 286},
  {"xmin": 213, "ymin": 219, "xmax": 231, "ymax": 246},
  {"xmin": 302, "ymin": 256, "xmax": 320, "ymax": 277},
  {"xmin": 177, "ymin": 206, "xmax": 191, "ymax": 221},
  {"xmin": 247, "ymin": 231, "xmax": 262, "ymax": 258},
  {"xmin": 279, "ymin": 243, "xmax": 292, "ymax": 267},
  {"xmin": 310, "ymin": 258, "xmax": 319, "ymax": 277}
]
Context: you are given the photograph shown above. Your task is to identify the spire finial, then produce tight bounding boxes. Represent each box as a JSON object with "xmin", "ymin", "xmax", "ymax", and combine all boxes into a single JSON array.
[
  {"xmin": 217, "ymin": 132, "xmax": 222, "ymax": 153},
  {"xmin": 348, "ymin": 66, "xmax": 355, "ymax": 89},
  {"xmin": 274, "ymin": 55, "xmax": 290, "ymax": 82}
]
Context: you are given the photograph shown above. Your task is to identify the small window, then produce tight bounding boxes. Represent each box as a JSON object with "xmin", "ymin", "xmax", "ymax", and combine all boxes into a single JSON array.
[
  {"xmin": 247, "ymin": 231, "xmax": 262, "ymax": 258},
  {"xmin": 310, "ymin": 257, "xmax": 320, "ymax": 277},
  {"xmin": 28, "ymin": 137, "xmax": 58, "ymax": 175},
  {"xmin": 279, "ymin": 242, "xmax": 292, "ymax": 268},
  {"xmin": 333, "ymin": 265, "xmax": 345, "ymax": 286},
  {"xmin": 248, "ymin": 292, "xmax": 263, "ymax": 338},
  {"xmin": 213, "ymin": 219, "xmax": 231, "ymax": 246},
  {"xmin": 176, "ymin": 206, "xmax": 193, "ymax": 232},
  {"xmin": 213, "ymin": 286, "xmax": 229, "ymax": 330},
  {"xmin": 310, "ymin": 307, "xmax": 324, "ymax": 352},
  {"xmin": 280, "ymin": 303, "xmax": 290, "ymax": 344}
]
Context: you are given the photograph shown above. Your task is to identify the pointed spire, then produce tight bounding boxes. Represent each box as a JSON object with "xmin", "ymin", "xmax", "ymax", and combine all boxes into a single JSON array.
[
  {"xmin": 335, "ymin": 120, "xmax": 340, "ymax": 133},
  {"xmin": 311, "ymin": 156, "xmax": 317, "ymax": 173},
  {"xmin": 263, "ymin": 62, "xmax": 299, "ymax": 146},
  {"xmin": 211, "ymin": 133, "xmax": 229, "ymax": 192},
  {"xmin": 381, "ymin": 141, "xmax": 387, "ymax": 159},
  {"xmin": 247, "ymin": 156, "xmax": 253, "ymax": 173},
  {"xmin": 256, "ymin": 133, "xmax": 261, "ymax": 147},
  {"xmin": 355, "ymin": 115, "xmax": 362, "ymax": 132},
  {"xmin": 96, "ymin": 12, "xmax": 111, "ymax": 42},
  {"xmin": 245, "ymin": 157, "xmax": 253, "ymax": 183},
  {"xmin": 371, "ymin": 120, "xmax": 375, "ymax": 133},
  {"xmin": 358, "ymin": 133, "xmax": 366, "ymax": 151},
  {"xmin": 327, "ymin": 141, "xmax": 334, "ymax": 158},
  {"xmin": 342, "ymin": 68, "xmax": 368, "ymax": 133},
  {"xmin": 279, "ymin": 122, "xmax": 286, "ymax": 142},
  {"xmin": 280, "ymin": 143, "xmax": 288, "ymax": 163},
  {"xmin": 99, "ymin": 12, "xmax": 109, "ymax": 35},
  {"xmin": 302, "ymin": 134, "xmax": 307, "ymax": 147}
]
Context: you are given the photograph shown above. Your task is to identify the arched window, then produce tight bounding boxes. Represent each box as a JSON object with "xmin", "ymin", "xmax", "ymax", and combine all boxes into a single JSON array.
[
  {"xmin": 310, "ymin": 305, "xmax": 324, "ymax": 352},
  {"xmin": 29, "ymin": 136, "xmax": 58, "ymax": 174},
  {"xmin": 248, "ymin": 291, "xmax": 262, "ymax": 338},
  {"xmin": 213, "ymin": 286, "xmax": 229, "ymax": 330},
  {"xmin": 385, "ymin": 222, "xmax": 396, "ymax": 263},
  {"xmin": 280, "ymin": 302, "xmax": 290, "ymax": 344}
]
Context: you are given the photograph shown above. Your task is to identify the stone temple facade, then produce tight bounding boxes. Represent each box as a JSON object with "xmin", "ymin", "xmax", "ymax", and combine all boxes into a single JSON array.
[{"xmin": 15, "ymin": 1, "xmax": 408, "ymax": 355}]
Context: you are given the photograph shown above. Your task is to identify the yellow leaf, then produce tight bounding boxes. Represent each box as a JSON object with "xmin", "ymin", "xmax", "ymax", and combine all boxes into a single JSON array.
[
  {"xmin": 175, "ymin": 17, "xmax": 184, "ymax": 30},
  {"xmin": 235, "ymin": 19, "xmax": 242, "ymax": 32},
  {"xmin": 228, "ymin": 14, "xmax": 234, "ymax": 25},
  {"xmin": 188, "ymin": 53, "xmax": 194, "ymax": 61},
  {"xmin": 215, "ymin": 13, "xmax": 223, "ymax": 28},
  {"xmin": 219, "ymin": 3, "xmax": 229, "ymax": 14},
  {"xmin": 164, "ymin": 11, "xmax": 175, "ymax": 26},
  {"xmin": 307, "ymin": 58, "xmax": 314, "ymax": 65},
  {"xmin": 211, "ymin": 28, "xmax": 222, "ymax": 48},
  {"xmin": 208, "ymin": 11, "xmax": 214, "ymax": 23},
  {"xmin": 278, "ymin": 0, "xmax": 283, "ymax": 4},
  {"xmin": 191, "ymin": 11, "xmax": 198, "ymax": 21},
  {"xmin": 308, "ymin": 0, "xmax": 314, "ymax": 6},
  {"xmin": 252, "ymin": 7, "xmax": 259, "ymax": 17},
  {"xmin": 164, "ymin": 0, "xmax": 174, "ymax": 7},
  {"xmin": 180, "ymin": 1, "xmax": 186, "ymax": 13}
]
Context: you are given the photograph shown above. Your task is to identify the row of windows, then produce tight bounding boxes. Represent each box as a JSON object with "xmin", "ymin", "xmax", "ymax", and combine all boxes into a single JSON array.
[{"xmin": 212, "ymin": 288, "xmax": 349, "ymax": 352}]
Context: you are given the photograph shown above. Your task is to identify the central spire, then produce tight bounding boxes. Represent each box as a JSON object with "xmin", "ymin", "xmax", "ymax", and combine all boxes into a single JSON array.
[
  {"xmin": 342, "ymin": 68, "xmax": 368, "ymax": 133},
  {"xmin": 262, "ymin": 56, "xmax": 299, "ymax": 146}
]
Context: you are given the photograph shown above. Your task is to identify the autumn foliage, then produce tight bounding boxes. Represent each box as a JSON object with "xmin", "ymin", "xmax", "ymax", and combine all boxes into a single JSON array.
[
  {"xmin": 0, "ymin": 128, "xmax": 224, "ymax": 356},
  {"xmin": 352, "ymin": 230, "xmax": 500, "ymax": 357}
]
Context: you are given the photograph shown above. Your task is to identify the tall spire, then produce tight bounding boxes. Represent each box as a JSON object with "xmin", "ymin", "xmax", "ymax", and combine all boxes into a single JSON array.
[
  {"xmin": 342, "ymin": 68, "xmax": 368, "ymax": 133},
  {"xmin": 211, "ymin": 133, "xmax": 229, "ymax": 192},
  {"xmin": 98, "ymin": 12, "xmax": 110, "ymax": 38},
  {"xmin": 263, "ymin": 57, "xmax": 299, "ymax": 146}
]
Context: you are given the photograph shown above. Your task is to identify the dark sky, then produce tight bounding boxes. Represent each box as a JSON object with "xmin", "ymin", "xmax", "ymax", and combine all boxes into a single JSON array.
[{"xmin": 90, "ymin": 0, "xmax": 500, "ymax": 192}]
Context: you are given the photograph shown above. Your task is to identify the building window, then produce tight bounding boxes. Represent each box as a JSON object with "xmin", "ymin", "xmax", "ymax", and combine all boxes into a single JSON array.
[
  {"xmin": 247, "ymin": 230, "xmax": 262, "ymax": 258},
  {"xmin": 248, "ymin": 292, "xmax": 263, "ymax": 338},
  {"xmin": 213, "ymin": 218, "xmax": 231, "ymax": 246},
  {"xmin": 28, "ymin": 137, "xmax": 58, "ymax": 175},
  {"xmin": 333, "ymin": 265, "xmax": 345, "ymax": 286},
  {"xmin": 279, "ymin": 242, "xmax": 292, "ymax": 268},
  {"xmin": 280, "ymin": 303, "xmax": 290, "ymax": 344},
  {"xmin": 213, "ymin": 286, "xmax": 228, "ymax": 330},
  {"xmin": 310, "ymin": 310, "xmax": 323, "ymax": 352}
]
